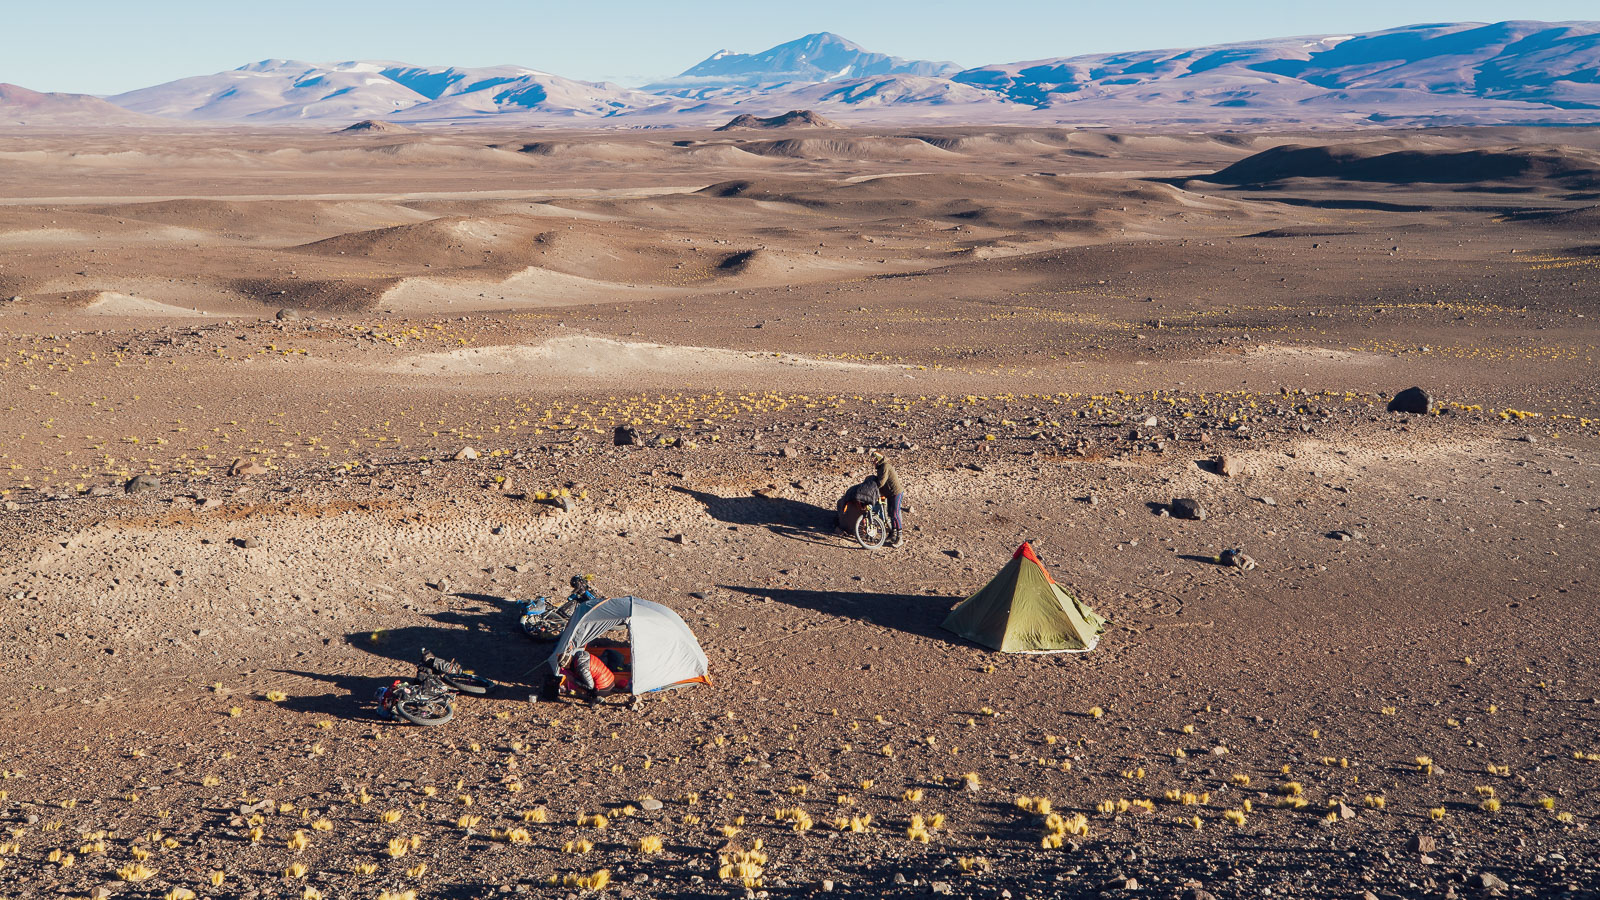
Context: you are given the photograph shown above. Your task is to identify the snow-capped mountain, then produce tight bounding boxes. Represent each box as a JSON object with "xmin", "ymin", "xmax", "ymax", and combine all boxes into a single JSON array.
[
  {"xmin": 108, "ymin": 59, "xmax": 659, "ymax": 122},
  {"xmin": 76, "ymin": 21, "xmax": 1600, "ymax": 128},
  {"xmin": 953, "ymin": 20, "xmax": 1600, "ymax": 120},
  {"xmin": 647, "ymin": 32, "xmax": 961, "ymax": 98}
]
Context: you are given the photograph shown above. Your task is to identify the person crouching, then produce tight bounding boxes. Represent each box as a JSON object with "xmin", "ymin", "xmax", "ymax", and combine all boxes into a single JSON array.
[{"xmin": 559, "ymin": 646, "xmax": 618, "ymax": 704}]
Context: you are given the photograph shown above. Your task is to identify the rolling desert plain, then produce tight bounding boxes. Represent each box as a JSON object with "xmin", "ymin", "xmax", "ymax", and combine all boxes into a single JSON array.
[{"xmin": 1, "ymin": 118, "xmax": 1599, "ymax": 900}]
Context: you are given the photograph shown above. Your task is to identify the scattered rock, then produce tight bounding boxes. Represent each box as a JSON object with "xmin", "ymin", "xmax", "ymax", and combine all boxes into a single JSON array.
[
  {"xmin": 1258, "ymin": 496, "xmax": 1276, "ymax": 506},
  {"xmin": 931, "ymin": 883, "xmax": 953, "ymax": 895},
  {"xmin": 639, "ymin": 797, "xmax": 663, "ymax": 811},
  {"xmin": 1388, "ymin": 386, "xmax": 1437, "ymax": 415},
  {"xmin": 1181, "ymin": 890, "xmax": 1218, "ymax": 900},
  {"xmin": 1330, "ymin": 529, "xmax": 1363, "ymax": 542},
  {"xmin": 3, "ymin": 500, "xmax": 18, "ymax": 512},
  {"xmin": 821, "ymin": 881, "xmax": 834, "ymax": 892},
  {"xmin": 1218, "ymin": 455, "xmax": 1244, "ymax": 477},
  {"xmin": 125, "ymin": 474, "xmax": 160, "ymax": 494},
  {"xmin": 1337, "ymin": 801, "xmax": 1356, "ymax": 819},
  {"xmin": 1171, "ymin": 498, "xmax": 1206, "ymax": 520},
  {"xmin": 237, "ymin": 537, "xmax": 259, "ymax": 549},
  {"xmin": 1471, "ymin": 873, "xmax": 1508, "ymax": 892},
  {"xmin": 453, "ymin": 446, "xmax": 480, "ymax": 461},
  {"xmin": 229, "ymin": 458, "xmax": 267, "ymax": 477},
  {"xmin": 429, "ymin": 578, "xmax": 449, "ymax": 593},
  {"xmin": 275, "ymin": 307, "xmax": 300, "ymax": 321},
  {"xmin": 945, "ymin": 549, "xmax": 963, "ymax": 559},
  {"xmin": 1408, "ymin": 835, "xmax": 1438, "ymax": 854},
  {"xmin": 1219, "ymin": 548, "xmax": 1255, "ymax": 571},
  {"xmin": 614, "ymin": 425, "xmax": 642, "ymax": 447},
  {"xmin": 780, "ymin": 446, "xmax": 798, "ymax": 458}
]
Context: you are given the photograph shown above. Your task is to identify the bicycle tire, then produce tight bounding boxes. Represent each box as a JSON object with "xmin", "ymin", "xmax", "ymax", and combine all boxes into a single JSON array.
[
  {"xmin": 854, "ymin": 511, "xmax": 887, "ymax": 549},
  {"xmin": 440, "ymin": 671, "xmax": 496, "ymax": 696},
  {"xmin": 395, "ymin": 695, "xmax": 454, "ymax": 726}
]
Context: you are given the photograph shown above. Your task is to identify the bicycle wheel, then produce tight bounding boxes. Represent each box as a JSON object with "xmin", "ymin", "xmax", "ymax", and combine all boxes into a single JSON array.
[
  {"xmin": 854, "ymin": 512, "xmax": 887, "ymax": 549},
  {"xmin": 439, "ymin": 671, "xmax": 496, "ymax": 696},
  {"xmin": 395, "ymin": 694, "xmax": 454, "ymax": 726}
]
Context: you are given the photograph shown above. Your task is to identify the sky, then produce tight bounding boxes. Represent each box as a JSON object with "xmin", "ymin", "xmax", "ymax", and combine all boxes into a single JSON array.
[{"xmin": 6, "ymin": 0, "xmax": 1596, "ymax": 95}]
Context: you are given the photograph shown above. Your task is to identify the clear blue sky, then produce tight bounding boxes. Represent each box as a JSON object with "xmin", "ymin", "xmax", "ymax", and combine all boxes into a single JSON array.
[{"xmin": 7, "ymin": 0, "xmax": 1595, "ymax": 95}]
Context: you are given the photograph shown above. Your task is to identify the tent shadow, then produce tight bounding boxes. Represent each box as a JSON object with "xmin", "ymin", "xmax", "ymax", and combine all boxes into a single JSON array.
[
  {"xmin": 671, "ymin": 486, "xmax": 839, "ymax": 542},
  {"xmin": 720, "ymin": 584, "xmax": 958, "ymax": 640}
]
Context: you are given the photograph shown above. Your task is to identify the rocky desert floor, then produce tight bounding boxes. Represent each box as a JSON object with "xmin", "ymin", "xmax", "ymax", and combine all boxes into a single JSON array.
[{"xmin": 0, "ymin": 123, "xmax": 1598, "ymax": 900}]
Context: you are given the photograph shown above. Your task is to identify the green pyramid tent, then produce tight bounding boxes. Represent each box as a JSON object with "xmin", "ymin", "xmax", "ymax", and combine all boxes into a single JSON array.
[{"xmin": 942, "ymin": 542, "xmax": 1106, "ymax": 653}]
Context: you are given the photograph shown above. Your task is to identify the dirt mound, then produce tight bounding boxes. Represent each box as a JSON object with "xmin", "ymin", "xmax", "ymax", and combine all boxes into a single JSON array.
[
  {"xmin": 513, "ymin": 141, "xmax": 671, "ymax": 163},
  {"xmin": 1207, "ymin": 143, "xmax": 1600, "ymax": 187},
  {"xmin": 338, "ymin": 119, "xmax": 413, "ymax": 134},
  {"xmin": 715, "ymin": 109, "xmax": 838, "ymax": 131},
  {"xmin": 231, "ymin": 276, "xmax": 397, "ymax": 311},
  {"xmin": 287, "ymin": 215, "xmax": 546, "ymax": 272},
  {"xmin": 734, "ymin": 136, "xmax": 958, "ymax": 160}
]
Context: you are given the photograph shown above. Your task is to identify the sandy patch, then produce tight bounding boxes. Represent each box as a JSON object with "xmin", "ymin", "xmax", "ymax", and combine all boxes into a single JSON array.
[
  {"xmin": 82, "ymin": 292, "xmax": 211, "ymax": 317},
  {"xmin": 386, "ymin": 333, "xmax": 893, "ymax": 378},
  {"xmin": 378, "ymin": 267, "xmax": 681, "ymax": 312}
]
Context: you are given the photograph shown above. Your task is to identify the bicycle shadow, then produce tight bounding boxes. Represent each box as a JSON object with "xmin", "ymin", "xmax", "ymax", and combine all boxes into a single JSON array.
[
  {"xmin": 720, "ymin": 584, "xmax": 959, "ymax": 641},
  {"xmin": 672, "ymin": 485, "xmax": 845, "ymax": 547},
  {"xmin": 272, "ymin": 668, "xmax": 390, "ymax": 721}
]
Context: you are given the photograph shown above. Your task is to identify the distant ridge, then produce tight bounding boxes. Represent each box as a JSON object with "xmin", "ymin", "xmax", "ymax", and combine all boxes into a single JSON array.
[
  {"xmin": 714, "ymin": 110, "xmax": 838, "ymax": 131},
  {"xmin": 0, "ymin": 83, "xmax": 160, "ymax": 127}
]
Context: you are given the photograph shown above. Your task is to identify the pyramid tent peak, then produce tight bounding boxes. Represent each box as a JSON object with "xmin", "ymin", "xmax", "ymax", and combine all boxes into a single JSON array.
[{"xmin": 942, "ymin": 542, "xmax": 1106, "ymax": 654}]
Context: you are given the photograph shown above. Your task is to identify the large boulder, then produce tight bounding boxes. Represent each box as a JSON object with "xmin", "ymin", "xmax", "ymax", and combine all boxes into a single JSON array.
[
  {"xmin": 614, "ymin": 425, "xmax": 642, "ymax": 447},
  {"xmin": 1172, "ymin": 498, "xmax": 1207, "ymax": 520},
  {"xmin": 1388, "ymin": 386, "xmax": 1436, "ymax": 414},
  {"xmin": 124, "ymin": 474, "xmax": 160, "ymax": 494}
]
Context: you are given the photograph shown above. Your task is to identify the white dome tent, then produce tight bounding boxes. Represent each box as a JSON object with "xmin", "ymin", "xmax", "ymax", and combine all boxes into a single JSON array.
[{"xmin": 545, "ymin": 596, "xmax": 711, "ymax": 695}]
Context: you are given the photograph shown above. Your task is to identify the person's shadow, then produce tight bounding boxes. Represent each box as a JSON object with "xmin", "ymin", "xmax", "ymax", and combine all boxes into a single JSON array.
[
  {"xmin": 720, "ymin": 584, "xmax": 959, "ymax": 640},
  {"xmin": 672, "ymin": 485, "xmax": 841, "ymax": 546}
]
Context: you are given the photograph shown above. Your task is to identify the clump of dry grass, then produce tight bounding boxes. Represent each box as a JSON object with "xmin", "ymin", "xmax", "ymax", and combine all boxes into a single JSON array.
[{"xmin": 718, "ymin": 843, "xmax": 768, "ymax": 888}]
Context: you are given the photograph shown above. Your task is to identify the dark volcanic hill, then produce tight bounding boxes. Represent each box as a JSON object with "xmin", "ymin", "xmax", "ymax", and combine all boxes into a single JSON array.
[{"xmin": 714, "ymin": 109, "xmax": 839, "ymax": 131}]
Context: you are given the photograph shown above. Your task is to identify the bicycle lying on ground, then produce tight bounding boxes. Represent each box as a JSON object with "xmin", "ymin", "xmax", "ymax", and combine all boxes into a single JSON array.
[
  {"xmin": 520, "ymin": 574, "xmax": 606, "ymax": 640},
  {"xmin": 374, "ymin": 648, "xmax": 496, "ymax": 725}
]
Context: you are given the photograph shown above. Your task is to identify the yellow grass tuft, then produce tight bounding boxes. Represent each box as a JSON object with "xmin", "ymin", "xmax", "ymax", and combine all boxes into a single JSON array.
[
  {"xmin": 1429, "ymin": 807, "xmax": 1447, "ymax": 821},
  {"xmin": 266, "ymin": 691, "xmax": 287, "ymax": 702},
  {"xmin": 1480, "ymin": 798, "xmax": 1502, "ymax": 813},
  {"xmin": 283, "ymin": 861, "xmax": 308, "ymax": 879},
  {"xmin": 521, "ymin": 807, "xmax": 549, "ymax": 823},
  {"xmin": 635, "ymin": 835, "xmax": 665, "ymax": 855},
  {"xmin": 457, "ymin": 814, "xmax": 481, "ymax": 829},
  {"xmin": 210, "ymin": 870, "xmax": 226, "ymax": 886},
  {"xmin": 385, "ymin": 836, "xmax": 408, "ymax": 858},
  {"xmin": 1539, "ymin": 797, "xmax": 1556, "ymax": 810},
  {"xmin": 1364, "ymin": 795, "xmax": 1387, "ymax": 810},
  {"xmin": 407, "ymin": 862, "xmax": 428, "ymax": 878},
  {"xmin": 901, "ymin": 788, "xmax": 924, "ymax": 803},
  {"xmin": 1089, "ymin": 706, "xmax": 1104, "ymax": 718},
  {"xmin": 163, "ymin": 890, "xmax": 196, "ymax": 900},
  {"xmin": 286, "ymin": 829, "xmax": 309, "ymax": 851},
  {"xmin": 354, "ymin": 863, "xmax": 379, "ymax": 875},
  {"xmin": 1231, "ymin": 773, "xmax": 1251, "ymax": 786},
  {"xmin": 118, "ymin": 862, "xmax": 157, "ymax": 882},
  {"xmin": 564, "ymin": 839, "xmax": 595, "ymax": 854},
  {"xmin": 1278, "ymin": 782, "xmax": 1304, "ymax": 797},
  {"xmin": 1224, "ymin": 809, "xmax": 1247, "ymax": 826},
  {"xmin": 576, "ymin": 813, "xmax": 608, "ymax": 829},
  {"xmin": 505, "ymin": 828, "xmax": 531, "ymax": 844},
  {"xmin": 1276, "ymin": 797, "xmax": 1309, "ymax": 810}
]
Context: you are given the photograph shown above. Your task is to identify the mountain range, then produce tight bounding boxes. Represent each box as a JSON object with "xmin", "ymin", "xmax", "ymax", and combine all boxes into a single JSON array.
[{"xmin": 6, "ymin": 22, "xmax": 1599, "ymax": 128}]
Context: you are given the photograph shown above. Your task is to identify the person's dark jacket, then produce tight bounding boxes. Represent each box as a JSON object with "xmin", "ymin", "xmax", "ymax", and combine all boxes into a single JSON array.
[{"xmin": 875, "ymin": 459, "xmax": 903, "ymax": 497}]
